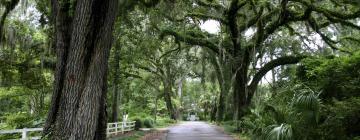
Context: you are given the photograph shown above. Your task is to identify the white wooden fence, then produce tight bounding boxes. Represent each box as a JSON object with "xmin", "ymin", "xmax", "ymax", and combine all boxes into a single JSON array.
[
  {"xmin": 0, "ymin": 121, "xmax": 136, "ymax": 140},
  {"xmin": 0, "ymin": 128, "xmax": 43, "ymax": 140},
  {"xmin": 106, "ymin": 121, "xmax": 136, "ymax": 137}
]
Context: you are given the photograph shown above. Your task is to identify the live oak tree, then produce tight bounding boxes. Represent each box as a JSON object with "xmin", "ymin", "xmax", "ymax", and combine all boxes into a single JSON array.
[
  {"xmin": 43, "ymin": 0, "xmax": 118, "ymax": 139},
  {"xmin": 161, "ymin": 0, "xmax": 360, "ymax": 120},
  {"xmin": 2, "ymin": 0, "xmax": 360, "ymax": 139}
]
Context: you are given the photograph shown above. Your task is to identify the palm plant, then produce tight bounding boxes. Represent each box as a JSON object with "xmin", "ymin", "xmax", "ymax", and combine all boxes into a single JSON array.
[{"xmin": 246, "ymin": 85, "xmax": 321, "ymax": 140}]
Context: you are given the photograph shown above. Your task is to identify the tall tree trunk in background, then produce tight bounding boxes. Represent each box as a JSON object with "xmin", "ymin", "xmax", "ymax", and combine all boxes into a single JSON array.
[
  {"xmin": 164, "ymin": 80, "xmax": 176, "ymax": 120},
  {"xmin": 163, "ymin": 63, "xmax": 176, "ymax": 120},
  {"xmin": 154, "ymin": 97, "xmax": 158, "ymax": 122},
  {"xmin": 44, "ymin": 0, "xmax": 118, "ymax": 139},
  {"xmin": 210, "ymin": 99, "xmax": 217, "ymax": 121},
  {"xmin": 203, "ymin": 104, "xmax": 208, "ymax": 120},
  {"xmin": 213, "ymin": 57, "xmax": 226, "ymax": 122},
  {"xmin": 216, "ymin": 85, "xmax": 226, "ymax": 122},
  {"xmin": 111, "ymin": 43, "xmax": 121, "ymax": 122},
  {"xmin": 232, "ymin": 64, "xmax": 240, "ymax": 120},
  {"xmin": 270, "ymin": 51, "xmax": 277, "ymax": 92},
  {"xmin": 232, "ymin": 54, "xmax": 250, "ymax": 121},
  {"xmin": 177, "ymin": 78, "xmax": 184, "ymax": 120}
]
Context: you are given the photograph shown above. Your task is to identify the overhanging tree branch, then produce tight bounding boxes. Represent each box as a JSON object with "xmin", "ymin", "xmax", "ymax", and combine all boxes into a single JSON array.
[
  {"xmin": 186, "ymin": 13, "xmax": 227, "ymax": 24},
  {"xmin": 307, "ymin": 17, "xmax": 353, "ymax": 54},
  {"xmin": 247, "ymin": 55, "xmax": 307, "ymax": 102},
  {"xmin": 227, "ymin": 0, "xmax": 247, "ymax": 50},
  {"xmin": 194, "ymin": 0, "xmax": 224, "ymax": 11},
  {"xmin": 160, "ymin": 29, "xmax": 220, "ymax": 54}
]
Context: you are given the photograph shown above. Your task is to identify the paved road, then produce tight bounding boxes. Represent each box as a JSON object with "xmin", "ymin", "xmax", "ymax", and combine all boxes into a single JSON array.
[{"xmin": 166, "ymin": 121, "xmax": 233, "ymax": 140}]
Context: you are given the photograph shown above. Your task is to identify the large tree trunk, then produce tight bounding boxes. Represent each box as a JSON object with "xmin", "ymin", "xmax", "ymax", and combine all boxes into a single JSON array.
[
  {"xmin": 210, "ymin": 99, "xmax": 217, "ymax": 122},
  {"xmin": 164, "ymin": 81, "xmax": 176, "ymax": 120},
  {"xmin": 234, "ymin": 69, "xmax": 248, "ymax": 120},
  {"xmin": 44, "ymin": 0, "xmax": 118, "ymax": 139},
  {"xmin": 111, "ymin": 43, "xmax": 121, "ymax": 122},
  {"xmin": 232, "ymin": 54, "xmax": 250, "ymax": 121},
  {"xmin": 216, "ymin": 88, "xmax": 226, "ymax": 122},
  {"xmin": 163, "ymin": 62, "xmax": 177, "ymax": 120},
  {"xmin": 213, "ymin": 57, "xmax": 226, "ymax": 122}
]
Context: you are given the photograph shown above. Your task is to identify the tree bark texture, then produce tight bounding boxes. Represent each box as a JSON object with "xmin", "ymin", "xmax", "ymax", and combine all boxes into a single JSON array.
[
  {"xmin": 44, "ymin": 0, "xmax": 118, "ymax": 139},
  {"xmin": 111, "ymin": 43, "xmax": 121, "ymax": 122},
  {"xmin": 210, "ymin": 98, "xmax": 217, "ymax": 122},
  {"xmin": 163, "ymin": 63, "xmax": 177, "ymax": 120},
  {"xmin": 164, "ymin": 81, "xmax": 176, "ymax": 120}
]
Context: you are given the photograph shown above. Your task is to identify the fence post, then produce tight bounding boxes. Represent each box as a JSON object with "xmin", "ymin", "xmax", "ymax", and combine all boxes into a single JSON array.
[
  {"xmin": 115, "ymin": 123, "xmax": 118, "ymax": 134},
  {"xmin": 21, "ymin": 128, "xmax": 27, "ymax": 140},
  {"xmin": 121, "ymin": 122, "xmax": 124, "ymax": 134}
]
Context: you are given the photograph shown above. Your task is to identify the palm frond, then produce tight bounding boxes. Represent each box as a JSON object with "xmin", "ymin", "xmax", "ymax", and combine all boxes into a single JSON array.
[
  {"xmin": 255, "ymin": 123, "xmax": 293, "ymax": 140},
  {"xmin": 291, "ymin": 91, "xmax": 321, "ymax": 124}
]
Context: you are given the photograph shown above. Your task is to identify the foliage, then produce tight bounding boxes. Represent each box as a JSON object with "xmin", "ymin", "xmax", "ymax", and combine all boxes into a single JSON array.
[
  {"xmin": 298, "ymin": 53, "xmax": 360, "ymax": 100},
  {"xmin": 114, "ymin": 131, "xmax": 146, "ymax": 140},
  {"xmin": 240, "ymin": 53, "xmax": 360, "ymax": 140},
  {"xmin": 143, "ymin": 118, "xmax": 154, "ymax": 128},
  {"xmin": 154, "ymin": 117, "xmax": 177, "ymax": 128},
  {"xmin": 0, "ymin": 0, "xmax": 359, "ymax": 139},
  {"xmin": 133, "ymin": 118, "xmax": 142, "ymax": 130},
  {"xmin": 2, "ymin": 112, "xmax": 39, "ymax": 129}
]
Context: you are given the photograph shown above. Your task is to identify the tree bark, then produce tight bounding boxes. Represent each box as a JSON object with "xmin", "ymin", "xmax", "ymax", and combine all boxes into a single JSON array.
[
  {"xmin": 164, "ymin": 80, "xmax": 176, "ymax": 120},
  {"xmin": 163, "ymin": 62, "xmax": 177, "ymax": 120},
  {"xmin": 233, "ymin": 67, "xmax": 248, "ymax": 120},
  {"xmin": 0, "ymin": 0, "xmax": 19, "ymax": 45},
  {"xmin": 111, "ymin": 43, "xmax": 121, "ymax": 122},
  {"xmin": 212, "ymin": 56, "xmax": 226, "ymax": 122},
  {"xmin": 44, "ymin": 0, "xmax": 118, "ymax": 139},
  {"xmin": 210, "ymin": 98, "xmax": 217, "ymax": 122}
]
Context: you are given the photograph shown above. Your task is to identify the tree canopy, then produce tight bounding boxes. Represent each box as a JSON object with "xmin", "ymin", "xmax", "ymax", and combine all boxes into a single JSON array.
[{"xmin": 0, "ymin": 0, "xmax": 360, "ymax": 139}]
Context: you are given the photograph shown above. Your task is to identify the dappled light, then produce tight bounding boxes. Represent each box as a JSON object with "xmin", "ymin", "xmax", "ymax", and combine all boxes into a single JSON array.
[{"xmin": 1, "ymin": 0, "xmax": 360, "ymax": 140}]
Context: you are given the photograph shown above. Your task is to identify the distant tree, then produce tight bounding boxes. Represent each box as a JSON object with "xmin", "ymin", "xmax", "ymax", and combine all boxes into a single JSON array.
[{"xmin": 162, "ymin": 0, "xmax": 360, "ymax": 121}]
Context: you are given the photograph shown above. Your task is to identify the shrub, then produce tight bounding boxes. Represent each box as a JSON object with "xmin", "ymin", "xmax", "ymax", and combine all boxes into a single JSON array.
[
  {"xmin": 143, "ymin": 118, "xmax": 154, "ymax": 128},
  {"xmin": 4, "ymin": 112, "xmax": 35, "ymax": 129},
  {"xmin": 133, "ymin": 118, "xmax": 142, "ymax": 130}
]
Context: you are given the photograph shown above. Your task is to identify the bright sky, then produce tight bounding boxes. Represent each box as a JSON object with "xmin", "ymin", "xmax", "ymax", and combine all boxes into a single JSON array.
[
  {"xmin": 199, "ymin": 20, "xmax": 274, "ymax": 84},
  {"xmin": 200, "ymin": 20, "xmax": 220, "ymax": 34}
]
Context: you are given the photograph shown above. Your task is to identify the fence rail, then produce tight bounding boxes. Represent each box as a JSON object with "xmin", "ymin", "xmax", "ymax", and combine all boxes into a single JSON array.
[
  {"xmin": 0, "ymin": 128, "xmax": 43, "ymax": 140},
  {"xmin": 0, "ymin": 121, "xmax": 136, "ymax": 139},
  {"xmin": 106, "ymin": 121, "xmax": 136, "ymax": 137}
]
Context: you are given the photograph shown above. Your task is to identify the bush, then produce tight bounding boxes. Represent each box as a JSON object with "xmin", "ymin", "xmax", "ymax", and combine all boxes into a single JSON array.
[
  {"xmin": 4, "ymin": 112, "xmax": 35, "ymax": 129},
  {"xmin": 143, "ymin": 118, "xmax": 154, "ymax": 128},
  {"xmin": 155, "ymin": 117, "xmax": 177, "ymax": 127},
  {"xmin": 162, "ymin": 118, "xmax": 176, "ymax": 124},
  {"xmin": 133, "ymin": 118, "xmax": 142, "ymax": 130}
]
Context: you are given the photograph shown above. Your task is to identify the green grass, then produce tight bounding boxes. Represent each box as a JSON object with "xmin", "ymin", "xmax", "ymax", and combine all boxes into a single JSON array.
[
  {"xmin": 219, "ymin": 122, "xmax": 251, "ymax": 140},
  {"xmin": 153, "ymin": 117, "xmax": 177, "ymax": 128},
  {"xmin": 112, "ymin": 131, "xmax": 145, "ymax": 140}
]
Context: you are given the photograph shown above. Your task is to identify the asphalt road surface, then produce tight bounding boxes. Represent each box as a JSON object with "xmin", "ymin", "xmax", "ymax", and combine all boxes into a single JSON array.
[{"xmin": 166, "ymin": 121, "xmax": 234, "ymax": 140}]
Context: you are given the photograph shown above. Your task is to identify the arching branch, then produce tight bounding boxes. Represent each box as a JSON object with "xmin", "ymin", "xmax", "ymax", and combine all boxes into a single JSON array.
[
  {"xmin": 227, "ymin": 0, "xmax": 247, "ymax": 50},
  {"xmin": 247, "ymin": 55, "xmax": 307, "ymax": 103},
  {"xmin": 194, "ymin": 0, "xmax": 224, "ymax": 11},
  {"xmin": 307, "ymin": 17, "xmax": 353, "ymax": 54},
  {"xmin": 186, "ymin": 13, "xmax": 227, "ymax": 24},
  {"xmin": 160, "ymin": 29, "xmax": 220, "ymax": 54}
]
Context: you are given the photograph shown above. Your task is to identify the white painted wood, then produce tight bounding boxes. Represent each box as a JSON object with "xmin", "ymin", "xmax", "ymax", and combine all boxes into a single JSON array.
[
  {"xmin": 0, "ymin": 121, "xmax": 136, "ymax": 139},
  {"xmin": 0, "ymin": 128, "xmax": 43, "ymax": 140},
  {"xmin": 106, "ymin": 121, "xmax": 135, "ymax": 137}
]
